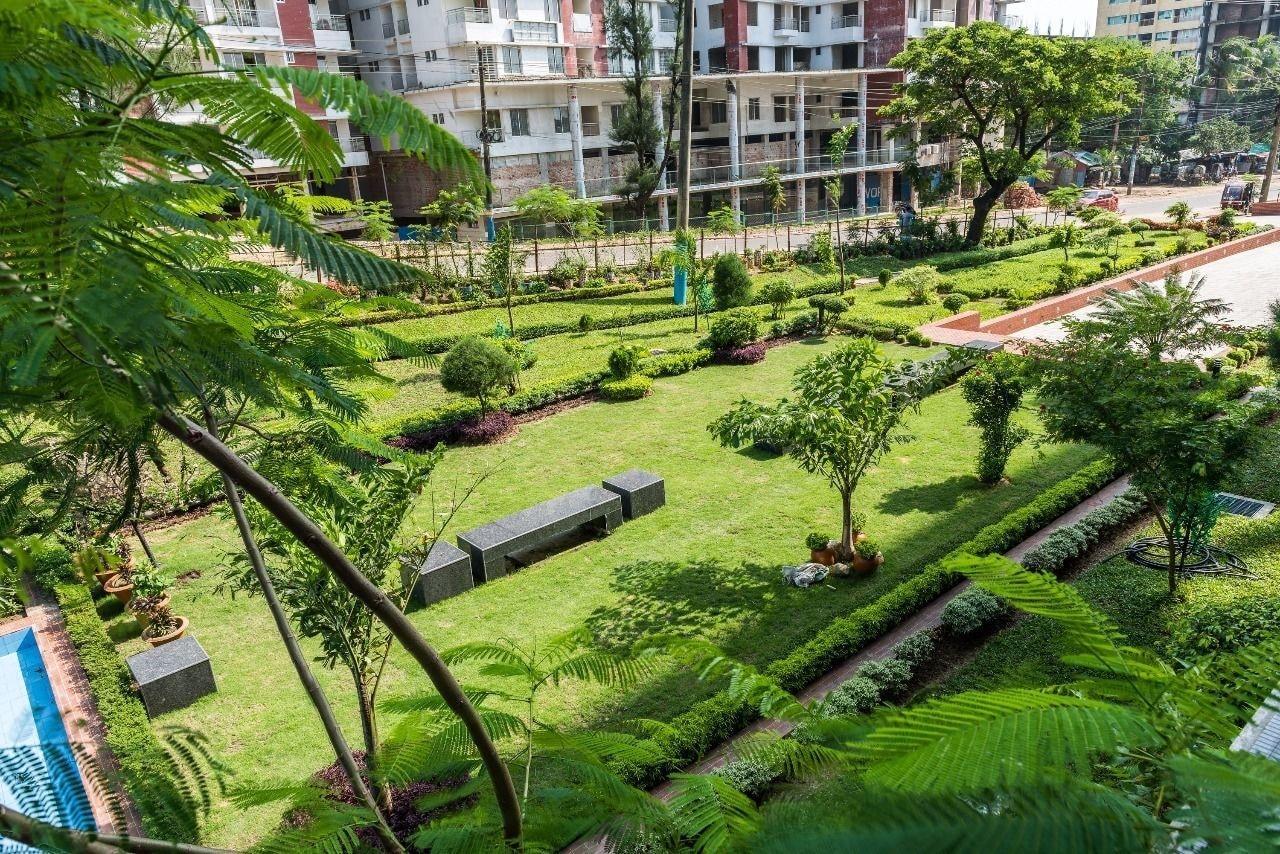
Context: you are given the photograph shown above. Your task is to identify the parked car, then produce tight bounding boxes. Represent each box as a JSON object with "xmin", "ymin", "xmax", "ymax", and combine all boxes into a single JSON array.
[
  {"xmin": 1078, "ymin": 188, "xmax": 1119, "ymax": 211},
  {"xmin": 1221, "ymin": 181, "xmax": 1256, "ymax": 213}
]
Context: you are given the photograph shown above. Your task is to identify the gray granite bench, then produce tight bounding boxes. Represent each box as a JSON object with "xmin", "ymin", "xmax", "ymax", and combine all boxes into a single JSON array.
[
  {"xmin": 457, "ymin": 485, "xmax": 623, "ymax": 584},
  {"xmin": 602, "ymin": 469, "xmax": 665, "ymax": 520},
  {"xmin": 402, "ymin": 541, "xmax": 474, "ymax": 606},
  {"xmin": 126, "ymin": 636, "xmax": 216, "ymax": 718}
]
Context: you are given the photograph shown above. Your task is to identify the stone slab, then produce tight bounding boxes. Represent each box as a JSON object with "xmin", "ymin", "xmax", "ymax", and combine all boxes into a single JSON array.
[
  {"xmin": 458, "ymin": 486, "xmax": 623, "ymax": 583},
  {"xmin": 402, "ymin": 540, "xmax": 475, "ymax": 606},
  {"xmin": 126, "ymin": 636, "xmax": 216, "ymax": 718},
  {"xmin": 602, "ymin": 469, "xmax": 665, "ymax": 520}
]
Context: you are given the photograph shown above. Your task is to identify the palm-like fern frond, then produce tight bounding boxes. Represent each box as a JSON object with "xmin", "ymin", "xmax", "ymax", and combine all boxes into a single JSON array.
[
  {"xmin": 665, "ymin": 773, "xmax": 762, "ymax": 854},
  {"xmin": 1167, "ymin": 749, "xmax": 1280, "ymax": 850}
]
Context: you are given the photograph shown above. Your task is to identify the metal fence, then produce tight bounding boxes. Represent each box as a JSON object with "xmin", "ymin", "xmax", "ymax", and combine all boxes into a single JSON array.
[{"xmin": 230, "ymin": 206, "xmax": 1068, "ymax": 279}]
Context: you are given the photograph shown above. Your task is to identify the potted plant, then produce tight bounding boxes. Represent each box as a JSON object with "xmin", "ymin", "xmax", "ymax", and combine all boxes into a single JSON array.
[
  {"xmin": 807, "ymin": 532, "xmax": 836, "ymax": 566},
  {"xmin": 852, "ymin": 538, "xmax": 884, "ymax": 574},
  {"xmin": 103, "ymin": 555, "xmax": 137, "ymax": 605},
  {"xmin": 141, "ymin": 603, "xmax": 188, "ymax": 648},
  {"xmin": 85, "ymin": 537, "xmax": 127, "ymax": 587},
  {"xmin": 127, "ymin": 564, "xmax": 169, "ymax": 629}
]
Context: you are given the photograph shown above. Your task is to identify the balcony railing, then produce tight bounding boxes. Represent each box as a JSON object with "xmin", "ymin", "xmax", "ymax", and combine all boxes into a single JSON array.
[
  {"xmin": 658, "ymin": 17, "xmax": 677, "ymax": 31},
  {"xmin": 341, "ymin": 136, "xmax": 368, "ymax": 153},
  {"xmin": 833, "ymin": 12, "xmax": 861, "ymax": 27},
  {"xmin": 513, "ymin": 20, "xmax": 559, "ymax": 41},
  {"xmin": 446, "ymin": 6, "xmax": 493, "ymax": 23},
  {"xmin": 774, "ymin": 15, "xmax": 810, "ymax": 30},
  {"xmin": 397, "ymin": 17, "xmax": 410, "ymax": 33},
  {"xmin": 919, "ymin": 7, "xmax": 956, "ymax": 22},
  {"xmin": 581, "ymin": 121, "xmax": 601, "ymax": 136},
  {"xmin": 382, "ymin": 20, "xmax": 395, "ymax": 36},
  {"xmin": 312, "ymin": 13, "xmax": 349, "ymax": 30},
  {"xmin": 223, "ymin": 7, "xmax": 263, "ymax": 27}
]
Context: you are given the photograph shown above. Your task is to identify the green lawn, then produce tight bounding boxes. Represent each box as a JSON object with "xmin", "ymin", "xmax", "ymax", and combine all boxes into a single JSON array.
[{"xmin": 126, "ymin": 338, "xmax": 1098, "ymax": 847}]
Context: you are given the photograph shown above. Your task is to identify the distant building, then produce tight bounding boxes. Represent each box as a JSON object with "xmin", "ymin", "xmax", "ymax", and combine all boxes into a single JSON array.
[{"xmin": 1093, "ymin": 0, "xmax": 1202, "ymax": 59}]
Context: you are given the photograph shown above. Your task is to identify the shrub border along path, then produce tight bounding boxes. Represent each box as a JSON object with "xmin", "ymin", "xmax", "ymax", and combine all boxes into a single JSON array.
[{"xmin": 566, "ymin": 464, "xmax": 1131, "ymax": 852}]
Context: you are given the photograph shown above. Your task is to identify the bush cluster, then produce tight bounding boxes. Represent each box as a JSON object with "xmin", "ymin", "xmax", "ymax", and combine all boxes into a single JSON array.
[
  {"xmin": 1020, "ymin": 490, "xmax": 1147, "ymax": 574},
  {"xmin": 719, "ymin": 342, "xmax": 767, "ymax": 364},
  {"xmin": 607, "ymin": 344, "xmax": 644, "ymax": 380},
  {"xmin": 712, "ymin": 757, "xmax": 778, "ymax": 801},
  {"xmin": 642, "ymin": 348, "xmax": 713, "ymax": 377},
  {"xmin": 940, "ymin": 586, "xmax": 1006, "ymax": 635},
  {"xmin": 599, "ymin": 374, "xmax": 654, "ymax": 401},
  {"xmin": 707, "ymin": 307, "xmax": 761, "ymax": 351},
  {"xmin": 712, "ymin": 254, "xmax": 754, "ymax": 309},
  {"xmin": 1168, "ymin": 597, "xmax": 1280, "ymax": 659},
  {"xmin": 820, "ymin": 630, "xmax": 933, "ymax": 720}
]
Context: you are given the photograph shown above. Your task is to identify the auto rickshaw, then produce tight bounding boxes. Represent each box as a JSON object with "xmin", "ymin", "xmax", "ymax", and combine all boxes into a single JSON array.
[{"xmin": 1221, "ymin": 181, "xmax": 1256, "ymax": 213}]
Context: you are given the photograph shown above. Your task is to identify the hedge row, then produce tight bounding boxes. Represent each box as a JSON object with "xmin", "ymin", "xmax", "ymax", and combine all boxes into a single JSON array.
[
  {"xmin": 342, "ymin": 279, "xmax": 654, "ymax": 327},
  {"xmin": 618, "ymin": 455, "xmax": 1121, "ymax": 788},
  {"xmin": 36, "ymin": 543, "xmax": 199, "ymax": 842}
]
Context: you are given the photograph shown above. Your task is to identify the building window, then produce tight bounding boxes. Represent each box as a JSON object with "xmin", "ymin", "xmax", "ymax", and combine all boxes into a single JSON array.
[
  {"xmin": 417, "ymin": 0, "xmax": 428, "ymax": 6},
  {"xmin": 358, "ymin": 8, "xmax": 371, "ymax": 20},
  {"xmin": 546, "ymin": 0, "xmax": 561, "ymax": 20},
  {"xmin": 747, "ymin": 1, "xmax": 758, "ymax": 24},
  {"xmin": 501, "ymin": 45, "xmax": 522, "ymax": 74},
  {"xmin": 548, "ymin": 47, "xmax": 565, "ymax": 74},
  {"xmin": 509, "ymin": 108, "xmax": 530, "ymax": 136},
  {"xmin": 747, "ymin": 45, "xmax": 759, "ymax": 70},
  {"xmin": 367, "ymin": 59, "xmax": 380, "ymax": 71},
  {"xmin": 1155, "ymin": 29, "xmax": 1171, "ymax": 39},
  {"xmin": 748, "ymin": 97, "xmax": 760, "ymax": 120},
  {"xmin": 693, "ymin": 50, "xmax": 701, "ymax": 71},
  {"xmin": 553, "ymin": 106, "xmax": 570, "ymax": 133},
  {"xmin": 711, "ymin": 100, "xmax": 727, "ymax": 124},
  {"xmin": 431, "ymin": 112, "xmax": 445, "ymax": 124},
  {"xmin": 485, "ymin": 109, "xmax": 501, "ymax": 130},
  {"xmin": 1156, "ymin": 8, "xmax": 1172, "ymax": 18},
  {"xmin": 497, "ymin": 0, "xmax": 517, "ymax": 17},
  {"xmin": 773, "ymin": 94, "xmax": 793, "ymax": 122},
  {"xmin": 1106, "ymin": 14, "xmax": 1127, "ymax": 24},
  {"xmin": 609, "ymin": 103, "xmax": 623, "ymax": 127},
  {"xmin": 708, "ymin": 46, "xmax": 726, "ymax": 70},
  {"xmin": 708, "ymin": 2, "xmax": 723, "ymax": 27}
]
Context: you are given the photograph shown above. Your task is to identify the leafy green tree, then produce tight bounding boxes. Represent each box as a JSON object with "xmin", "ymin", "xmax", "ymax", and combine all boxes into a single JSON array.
[
  {"xmin": 513, "ymin": 186, "xmax": 602, "ymax": 236},
  {"xmin": 1216, "ymin": 35, "xmax": 1280, "ymax": 201},
  {"xmin": 439, "ymin": 337, "xmax": 518, "ymax": 414},
  {"xmin": 896, "ymin": 265, "xmax": 941, "ymax": 305},
  {"xmin": 420, "ymin": 183, "xmax": 485, "ymax": 241},
  {"xmin": 604, "ymin": 0, "xmax": 676, "ymax": 218},
  {"xmin": 1116, "ymin": 51, "xmax": 1192, "ymax": 192},
  {"xmin": 356, "ymin": 199, "xmax": 395, "ymax": 242},
  {"xmin": 761, "ymin": 281, "xmax": 795, "ymax": 319},
  {"xmin": 1044, "ymin": 184, "xmax": 1083, "ymax": 214},
  {"xmin": 483, "ymin": 225, "xmax": 524, "ymax": 333},
  {"xmin": 959, "ymin": 353, "xmax": 1030, "ymax": 484},
  {"xmin": 1095, "ymin": 146, "xmax": 1122, "ymax": 185},
  {"xmin": 712, "ymin": 253, "xmax": 753, "ymax": 309},
  {"xmin": 0, "ymin": 1, "xmax": 525, "ymax": 841},
  {"xmin": 1050, "ymin": 220, "xmax": 1084, "ymax": 262},
  {"xmin": 710, "ymin": 340, "xmax": 955, "ymax": 557},
  {"xmin": 1078, "ymin": 271, "xmax": 1229, "ymax": 360},
  {"xmin": 825, "ymin": 123, "xmax": 858, "ymax": 292},
  {"xmin": 884, "ymin": 24, "xmax": 1142, "ymax": 245},
  {"xmin": 1190, "ymin": 116, "xmax": 1253, "ymax": 156},
  {"xmin": 1030, "ymin": 290, "xmax": 1251, "ymax": 590},
  {"xmin": 707, "ymin": 204, "xmax": 741, "ymax": 234},
  {"xmin": 761, "ymin": 164, "xmax": 787, "ymax": 248}
]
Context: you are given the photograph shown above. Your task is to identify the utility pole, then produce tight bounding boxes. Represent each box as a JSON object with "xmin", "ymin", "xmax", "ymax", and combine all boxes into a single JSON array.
[
  {"xmin": 675, "ymin": 0, "xmax": 694, "ymax": 231},
  {"xmin": 476, "ymin": 45, "xmax": 497, "ymax": 241}
]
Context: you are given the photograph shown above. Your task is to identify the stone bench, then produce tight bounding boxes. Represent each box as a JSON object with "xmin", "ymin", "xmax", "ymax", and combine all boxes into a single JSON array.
[
  {"xmin": 126, "ymin": 636, "xmax": 216, "ymax": 718},
  {"xmin": 602, "ymin": 469, "xmax": 665, "ymax": 520},
  {"xmin": 457, "ymin": 485, "xmax": 623, "ymax": 584},
  {"xmin": 402, "ymin": 541, "xmax": 474, "ymax": 607}
]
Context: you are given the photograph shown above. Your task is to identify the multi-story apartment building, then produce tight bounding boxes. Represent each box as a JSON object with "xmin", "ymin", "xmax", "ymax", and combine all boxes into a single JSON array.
[
  {"xmin": 1094, "ymin": 0, "xmax": 1203, "ymax": 60},
  {"xmin": 348, "ymin": 0, "xmax": 984, "ymax": 227},
  {"xmin": 178, "ymin": 0, "xmax": 370, "ymax": 198}
]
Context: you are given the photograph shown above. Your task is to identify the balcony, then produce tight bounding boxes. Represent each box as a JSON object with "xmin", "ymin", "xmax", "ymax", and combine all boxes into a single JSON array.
[
  {"xmin": 382, "ymin": 20, "xmax": 395, "ymax": 37},
  {"xmin": 513, "ymin": 20, "xmax": 559, "ymax": 41},
  {"xmin": 312, "ymin": 14, "xmax": 349, "ymax": 30},
  {"xmin": 919, "ymin": 6, "xmax": 956, "ymax": 26},
  {"xmin": 446, "ymin": 7, "xmax": 501, "ymax": 44},
  {"xmin": 833, "ymin": 12, "xmax": 861, "ymax": 27},
  {"xmin": 221, "ymin": 7, "xmax": 267, "ymax": 27},
  {"xmin": 773, "ymin": 15, "xmax": 810, "ymax": 33},
  {"xmin": 659, "ymin": 17, "xmax": 677, "ymax": 31},
  {"xmin": 312, "ymin": 14, "xmax": 352, "ymax": 49},
  {"xmin": 572, "ymin": 12, "xmax": 593, "ymax": 32},
  {"xmin": 581, "ymin": 121, "xmax": 601, "ymax": 136},
  {"xmin": 397, "ymin": 17, "xmax": 410, "ymax": 34}
]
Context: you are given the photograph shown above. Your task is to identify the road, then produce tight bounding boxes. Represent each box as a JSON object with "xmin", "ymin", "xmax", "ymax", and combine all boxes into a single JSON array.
[{"xmin": 1114, "ymin": 184, "xmax": 1229, "ymax": 220}]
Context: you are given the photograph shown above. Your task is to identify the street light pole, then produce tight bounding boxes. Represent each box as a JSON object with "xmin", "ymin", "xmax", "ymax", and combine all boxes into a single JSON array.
[
  {"xmin": 675, "ymin": 0, "xmax": 694, "ymax": 231},
  {"xmin": 476, "ymin": 44, "xmax": 497, "ymax": 241}
]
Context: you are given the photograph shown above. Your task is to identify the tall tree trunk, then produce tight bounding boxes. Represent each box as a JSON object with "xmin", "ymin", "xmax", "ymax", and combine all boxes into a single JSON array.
[
  {"xmin": 839, "ymin": 489, "xmax": 854, "ymax": 560},
  {"xmin": 834, "ymin": 205, "xmax": 846, "ymax": 293},
  {"xmin": 1262, "ymin": 106, "xmax": 1280, "ymax": 204},
  {"xmin": 156, "ymin": 413, "xmax": 522, "ymax": 845},
  {"xmin": 356, "ymin": 676, "xmax": 394, "ymax": 813},
  {"xmin": 964, "ymin": 185, "xmax": 1004, "ymax": 247},
  {"xmin": 205, "ymin": 413, "xmax": 404, "ymax": 853},
  {"xmin": 0, "ymin": 802, "xmax": 225, "ymax": 854}
]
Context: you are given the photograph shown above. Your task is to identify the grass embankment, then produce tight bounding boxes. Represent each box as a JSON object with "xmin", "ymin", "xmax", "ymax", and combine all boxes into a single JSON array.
[{"xmin": 127, "ymin": 339, "xmax": 1098, "ymax": 846}]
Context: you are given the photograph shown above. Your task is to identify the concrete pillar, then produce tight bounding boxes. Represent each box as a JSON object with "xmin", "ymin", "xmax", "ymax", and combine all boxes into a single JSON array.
[
  {"xmin": 857, "ymin": 172, "xmax": 867, "ymax": 217},
  {"xmin": 908, "ymin": 123, "xmax": 921, "ymax": 209},
  {"xmin": 857, "ymin": 75, "xmax": 868, "ymax": 168},
  {"xmin": 652, "ymin": 82, "xmax": 667, "ymax": 190},
  {"xmin": 795, "ymin": 76, "xmax": 806, "ymax": 224},
  {"xmin": 726, "ymin": 80, "xmax": 741, "ymax": 217},
  {"xmin": 658, "ymin": 196, "xmax": 670, "ymax": 231},
  {"xmin": 568, "ymin": 84, "xmax": 586, "ymax": 199}
]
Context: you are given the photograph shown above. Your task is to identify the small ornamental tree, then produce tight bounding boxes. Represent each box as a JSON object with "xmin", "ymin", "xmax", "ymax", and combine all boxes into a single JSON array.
[
  {"xmin": 710, "ymin": 339, "xmax": 954, "ymax": 558},
  {"xmin": 1050, "ymin": 221, "xmax": 1084, "ymax": 263},
  {"xmin": 1165, "ymin": 201, "xmax": 1194, "ymax": 228},
  {"xmin": 1044, "ymin": 184, "xmax": 1083, "ymax": 214},
  {"xmin": 420, "ymin": 183, "xmax": 484, "ymax": 241},
  {"xmin": 761, "ymin": 165, "xmax": 787, "ymax": 249},
  {"xmin": 1069, "ymin": 271, "xmax": 1229, "ymax": 361},
  {"xmin": 960, "ymin": 353, "xmax": 1030, "ymax": 484},
  {"xmin": 439, "ymin": 336, "xmax": 517, "ymax": 414},
  {"xmin": 896, "ymin": 265, "xmax": 941, "ymax": 305},
  {"xmin": 761, "ymin": 280, "xmax": 795, "ymax": 319},
  {"xmin": 712, "ymin": 253, "xmax": 753, "ymax": 309}
]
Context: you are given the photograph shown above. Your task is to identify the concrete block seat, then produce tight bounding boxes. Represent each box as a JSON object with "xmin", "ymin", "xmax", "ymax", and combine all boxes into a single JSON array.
[
  {"xmin": 402, "ymin": 540, "xmax": 474, "ymax": 607},
  {"xmin": 126, "ymin": 636, "xmax": 216, "ymax": 718},
  {"xmin": 457, "ymin": 485, "xmax": 623, "ymax": 584},
  {"xmin": 602, "ymin": 469, "xmax": 665, "ymax": 520}
]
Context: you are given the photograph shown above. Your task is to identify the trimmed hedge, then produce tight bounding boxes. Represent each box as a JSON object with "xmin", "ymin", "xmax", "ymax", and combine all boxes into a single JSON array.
[
  {"xmin": 600, "ymin": 375, "xmax": 654, "ymax": 401},
  {"xmin": 51, "ymin": 575, "xmax": 199, "ymax": 841},
  {"xmin": 618, "ymin": 455, "xmax": 1120, "ymax": 788}
]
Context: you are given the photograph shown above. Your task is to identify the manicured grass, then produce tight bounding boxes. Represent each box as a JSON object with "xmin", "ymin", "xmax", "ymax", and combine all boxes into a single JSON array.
[{"xmin": 130, "ymin": 338, "xmax": 1098, "ymax": 847}]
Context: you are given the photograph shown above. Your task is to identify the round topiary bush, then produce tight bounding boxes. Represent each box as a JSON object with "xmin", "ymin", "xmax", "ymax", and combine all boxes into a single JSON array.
[
  {"xmin": 439, "ymin": 336, "xmax": 517, "ymax": 414},
  {"xmin": 707, "ymin": 307, "xmax": 761, "ymax": 351},
  {"xmin": 760, "ymin": 280, "xmax": 796, "ymax": 319},
  {"xmin": 942, "ymin": 293, "xmax": 966, "ymax": 313},
  {"xmin": 940, "ymin": 587, "xmax": 1006, "ymax": 636},
  {"xmin": 599, "ymin": 374, "xmax": 653, "ymax": 401},
  {"xmin": 578, "ymin": 313, "xmax": 595, "ymax": 332},
  {"xmin": 808, "ymin": 294, "xmax": 849, "ymax": 332},
  {"xmin": 607, "ymin": 344, "xmax": 644, "ymax": 379},
  {"xmin": 712, "ymin": 253, "xmax": 753, "ymax": 309}
]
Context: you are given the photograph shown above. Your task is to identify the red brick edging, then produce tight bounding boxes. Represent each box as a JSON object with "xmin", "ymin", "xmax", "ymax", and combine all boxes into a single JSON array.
[{"xmin": 919, "ymin": 227, "xmax": 1280, "ymax": 347}]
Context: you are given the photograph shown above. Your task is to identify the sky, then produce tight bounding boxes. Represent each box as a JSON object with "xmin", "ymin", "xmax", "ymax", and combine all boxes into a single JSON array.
[{"xmin": 1010, "ymin": 0, "xmax": 1098, "ymax": 36}]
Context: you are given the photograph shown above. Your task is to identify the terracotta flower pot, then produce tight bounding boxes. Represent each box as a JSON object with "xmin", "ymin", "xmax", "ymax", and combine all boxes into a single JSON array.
[
  {"xmin": 810, "ymin": 548, "xmax": 836, "ymax": 566},
  {"xmin": 104, "ymin": 574, "xmax": 134, "ymax": 605},
  {"xmin": 851, "ymin": 552, "xmax": 884, "ymax": 575},
  {"xmin": 131, "ymin": 596, "xmax": 171, "ymax": 630},
  {"xmin": 144, "ymin": 616, "xmax": 189, "ymax": 648},
  {"xmin": 93, "ymin": 569, "xmax": 119, "ymax": 587}
]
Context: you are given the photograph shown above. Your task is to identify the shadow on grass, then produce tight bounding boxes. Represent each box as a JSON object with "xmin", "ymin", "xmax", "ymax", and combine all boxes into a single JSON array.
[
  {"xmin": 877, "ymin": 473, "xmax": 979, "ymax": 515},
  {"xmin": 107, "ymin": 619, "xmax": 142, "ymax": 643},
  {"xmin": 95, "ymin": 597, "xmax": 124, "ymax": 621}
]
